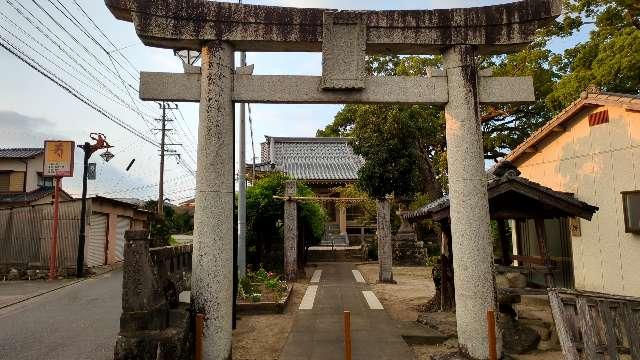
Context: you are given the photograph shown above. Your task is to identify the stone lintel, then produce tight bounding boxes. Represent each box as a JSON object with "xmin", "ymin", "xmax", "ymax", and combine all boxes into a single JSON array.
[
  {"xmin": 106, "ymin": 0, "xmax": 562, "ymax": 55},
  {"xmin": 140, "ymin": 72, "xmax": 534, "ymax": 105}
]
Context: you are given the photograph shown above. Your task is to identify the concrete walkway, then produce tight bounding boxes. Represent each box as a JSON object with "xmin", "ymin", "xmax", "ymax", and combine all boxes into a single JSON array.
[
  {"xmin": 280, "ymin": 263, "xmax": 414, "ymax": 360},
  {"xmin": 0, "ymin": 270, "xmax": 122, "ymax": 360}
]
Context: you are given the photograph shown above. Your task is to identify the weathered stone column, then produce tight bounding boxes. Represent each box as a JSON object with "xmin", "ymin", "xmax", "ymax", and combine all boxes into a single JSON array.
[
  {"xmin": 284, "ymin": 180, "xmax": 297, "ymax": 281},
  {"xmin": 192, "ymin": 41, "xmax": 234, "ymax": 360},
  {"xmin": 339, "ymin": 204, "xmax": 347, "ymax": 236},
  {"xmin": 443, "ymin": 45, "xmax": 500, "ymax": 359},
  {"xmin": 376, "ymin": 199, "xmax": 394, "ymax": 283}
]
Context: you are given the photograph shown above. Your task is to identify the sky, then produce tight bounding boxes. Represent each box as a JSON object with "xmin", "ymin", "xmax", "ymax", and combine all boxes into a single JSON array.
[{"xmin": 0, "ymin": 0, "xmax": 590, "ymax": 204}]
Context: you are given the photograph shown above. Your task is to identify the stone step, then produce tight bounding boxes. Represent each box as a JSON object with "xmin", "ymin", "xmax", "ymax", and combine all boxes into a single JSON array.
[
  {"xmin": 397, "ymin": 321, "xmax": 449, "ymax": 346},
  {"xmin": 307, "ymin": 248, "xmax": 362, "ymax": 263}
]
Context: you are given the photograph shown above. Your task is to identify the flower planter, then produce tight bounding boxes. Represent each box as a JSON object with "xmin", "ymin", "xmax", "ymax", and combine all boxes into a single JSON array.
[{"xmin": 236, "ymin": 283, "xmax": 293, "ymax": 315}]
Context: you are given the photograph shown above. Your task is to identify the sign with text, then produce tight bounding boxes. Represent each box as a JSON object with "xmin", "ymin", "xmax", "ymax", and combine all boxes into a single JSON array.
[{"xmin": 43, "ymin": 140, "xmax": 75, "ymax": 177}]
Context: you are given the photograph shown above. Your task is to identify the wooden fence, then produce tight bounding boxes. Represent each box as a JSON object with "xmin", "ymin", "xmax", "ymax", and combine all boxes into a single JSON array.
[{"xmin": 549, "ymin": 288, "xmax": 640, "ymax": 359}]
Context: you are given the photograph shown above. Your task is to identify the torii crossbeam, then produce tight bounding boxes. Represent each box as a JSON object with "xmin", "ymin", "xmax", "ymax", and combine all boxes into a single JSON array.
[{"xmin": 104, "ymin": 1, "xmax": 561, "ymax": 359}]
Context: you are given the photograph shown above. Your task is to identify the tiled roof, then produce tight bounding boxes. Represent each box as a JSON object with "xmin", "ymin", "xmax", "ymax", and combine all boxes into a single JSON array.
[
  {"xmin": 0, "ymin": 148, "xmax": 44, "ymax": 159},
  {"xmin": 0, "ymin": 187, "xmax": 55, "ymax": 203},
  {"xmin": 507, "ymin": 91, "xmax": 640, "ymax": 163},
  {"xmin": 263, "ymin": 137, "xmax": 364, "ymax": 181}
]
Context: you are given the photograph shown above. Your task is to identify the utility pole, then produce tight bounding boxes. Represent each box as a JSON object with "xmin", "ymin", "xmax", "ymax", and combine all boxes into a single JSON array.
[
  {"xmin": 76, "ymin": 134, "xmax": 113, "ymax": 278},
  {"xmin": 238, "ymin": 51, "xmax": 247, "ymax": 279},
  {"xmin": 157, "ymin": 102, "xmax": 179, "ymax": 216}
]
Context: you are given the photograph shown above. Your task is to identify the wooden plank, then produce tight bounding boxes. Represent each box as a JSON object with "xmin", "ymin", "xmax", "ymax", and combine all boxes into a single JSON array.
[
  {"xmin": 495, "ymin": 265, "xmax": 553, "ymax": 274},
  {"xmin": 549, "ymin": 290, "xmax": 580, "ymax": 360},
  {"xmin": 598, "ymin": 301, "xmax": 620, "ymax": 360},
  {"xmin": 577, "ymin": 297, "xmax": 604, "ymax": 360},
  {"xmin": 512, "ymin": 255, "xmax": 545, "ymax": 265},
  {"xmin": 623, "ymin": 303, "xmax": 640, "ymax": 360},
  {"xmin": 497, "ymin": 287, "xmax": 549, "ymax": 296}
]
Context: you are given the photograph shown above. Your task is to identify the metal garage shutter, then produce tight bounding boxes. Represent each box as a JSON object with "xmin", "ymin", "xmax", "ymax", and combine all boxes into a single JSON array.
[
  {"xmin": 87, "ymin": 214, "xmax": 108, "ymax": 267},
  {"xmin": 114, "ymin": 217, "xmax": 131, "ymax": 262}
]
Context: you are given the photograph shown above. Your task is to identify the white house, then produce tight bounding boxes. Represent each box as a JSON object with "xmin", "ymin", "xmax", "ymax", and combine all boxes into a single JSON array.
[{"xmin": 507, "ymin": 90, "xmax": 640, "ymax": 296}]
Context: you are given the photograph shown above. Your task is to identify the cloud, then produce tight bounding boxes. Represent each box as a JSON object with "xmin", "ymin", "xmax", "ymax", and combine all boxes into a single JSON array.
[
  {"xmin": 0, "ymin": 111, "xmax": 62, "ymax": 147},
  {"xmin": 0, "ymin": 111, "xmax": 154, "ymax": 199}
]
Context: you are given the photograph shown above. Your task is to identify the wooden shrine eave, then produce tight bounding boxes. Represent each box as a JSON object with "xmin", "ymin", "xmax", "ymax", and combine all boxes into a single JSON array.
[
  {"xmin": 405, "ymin": 175, "xmax": 599, "ymax": 223},
  {"xmin": 105, "ymin": 0, "xmax": 561, "ymax": 55}
]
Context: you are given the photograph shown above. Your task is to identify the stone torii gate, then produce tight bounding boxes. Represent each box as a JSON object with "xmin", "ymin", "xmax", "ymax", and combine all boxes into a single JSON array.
[{"xmin": 104, "ymin": 1, "xmax": 561, "ymax": 359}]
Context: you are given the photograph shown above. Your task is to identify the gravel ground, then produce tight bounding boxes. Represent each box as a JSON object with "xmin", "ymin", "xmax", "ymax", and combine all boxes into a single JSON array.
[
  {"xmin": 231, "ymin": 277, "xmax": 306, "ymax": 360},
  {"xmin": 356, "ymin": 263, "xmax": 563, "ymax": 360}
]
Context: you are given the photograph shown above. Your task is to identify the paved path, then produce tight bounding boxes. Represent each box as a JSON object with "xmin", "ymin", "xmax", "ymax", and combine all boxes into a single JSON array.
[
  {"xmin": 280, "ymin": 263, "xmax": 414, "ymax": 360},
  {"xmin": 0, "ymin": 278, "xmax": 83, "ymax": 309},
  {"xmin": 0, "ymin": 270, "xmax": 122, "ymax": 360}
]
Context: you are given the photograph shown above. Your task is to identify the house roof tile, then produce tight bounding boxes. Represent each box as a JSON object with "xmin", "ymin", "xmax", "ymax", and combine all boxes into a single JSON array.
[
  {"xmin": 0, "ymin": 148, "xmax": 44, "ymax": 159},
  {"xmin": 263, "ymin": 137, "xmax": 364, "ymax": 181}
]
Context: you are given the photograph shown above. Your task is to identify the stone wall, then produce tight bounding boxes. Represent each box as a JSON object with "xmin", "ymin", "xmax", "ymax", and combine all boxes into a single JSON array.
[{"xmin": 114, "ymin": 230, "xmax": 193, "ymax": 360}]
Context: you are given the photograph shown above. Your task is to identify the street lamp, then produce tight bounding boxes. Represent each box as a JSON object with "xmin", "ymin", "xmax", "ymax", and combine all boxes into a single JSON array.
[{"xmin": 76, "ymin": 133, "xmax": 114, "ymax": 277}]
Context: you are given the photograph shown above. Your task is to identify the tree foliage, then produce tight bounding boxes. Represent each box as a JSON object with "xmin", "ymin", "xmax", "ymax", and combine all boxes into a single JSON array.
[
  {"xmin": 318, "ymin": 0, "xmax": 640, "ymax": 203},
  {"xmin": 246, "ymin": 173, "xmax": 327, "ymax": 270},
  {"xmin": 545, "ymin": 1, "xmax": 640, "ymax": 110},
  {"xmin": 143, "ymin": 200, "xmax": 194, "ymax": 246}
]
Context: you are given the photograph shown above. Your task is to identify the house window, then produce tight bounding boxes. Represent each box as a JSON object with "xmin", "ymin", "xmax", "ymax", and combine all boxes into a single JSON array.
[
  {"xmin": 622, "ymin": 191, "xmax": 640, "ymax": 234},
  {"xmin": 0, "ymin": 172, "xmax": 9, "ymax": 192},
  {"xmin": 37, "ymin": 174, "xmax": 54, "ymax": 188}
]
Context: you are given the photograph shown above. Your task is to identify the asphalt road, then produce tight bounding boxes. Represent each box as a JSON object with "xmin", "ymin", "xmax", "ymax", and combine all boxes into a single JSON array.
[{"xmin": 0, "ymin": 270, "xmax": 122, "ymax": 360}]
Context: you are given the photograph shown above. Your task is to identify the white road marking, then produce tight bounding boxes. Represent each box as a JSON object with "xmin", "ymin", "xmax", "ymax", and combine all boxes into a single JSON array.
[
  {"xmin": 352, "ymin": 270, "xmax": 365, "ymax": 283},
  {"xmin": 299, "ymin": 285, "xmax": 318, "ymax": 310},
  {"xmin": 310, "ymin": 270, "xmax": 322, "ymax": 283},
  {"xmin": 362, "ymin": 291, "xmax": 384, "ymax": 310}
]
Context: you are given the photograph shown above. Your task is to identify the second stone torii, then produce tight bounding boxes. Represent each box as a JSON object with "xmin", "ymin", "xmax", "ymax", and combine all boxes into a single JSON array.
[{"xmin": 105, "ymin": 1, "xmax": 562, "ymax": 359}]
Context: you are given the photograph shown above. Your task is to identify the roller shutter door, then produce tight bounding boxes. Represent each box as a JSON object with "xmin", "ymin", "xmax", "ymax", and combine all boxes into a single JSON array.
[
  {"xmin": 114, "ymin": 217, "xmax": 131, "ymax": 262},
  {"xmin": 87, "ymin": 214, "xmax": 108, "ymax": 267}
]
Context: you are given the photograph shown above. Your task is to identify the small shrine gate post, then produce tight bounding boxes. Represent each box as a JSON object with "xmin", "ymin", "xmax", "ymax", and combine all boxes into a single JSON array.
[{"xmin": 104, "ymin": 1, "xmax": 561, "ymax": 359}]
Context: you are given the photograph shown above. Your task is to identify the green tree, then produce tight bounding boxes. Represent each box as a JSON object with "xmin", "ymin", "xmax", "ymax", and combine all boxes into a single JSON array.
[
  {"xmin": 142, "ymin": 200, "xmax": 194, "ymax": 246},
  {"xmin": 246, "ymin": 173, "xmax": 327, "ymax": 271},
  {"xmin": 545, "ymin": 0, "xmax": 640, "ymax": 110}
]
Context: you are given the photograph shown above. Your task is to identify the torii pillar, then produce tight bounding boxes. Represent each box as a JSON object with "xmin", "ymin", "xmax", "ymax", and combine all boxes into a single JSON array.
[
  {"xmin": 443, "ymin": 45, "xmax": 497, "ymax": 357},
  {"xmin": 192, "ymin": 41, "xmax": 235, "ymax": 359},
  {"xmin": 104, "ymin": 1, "xmax": 561, "ymax": 358}
]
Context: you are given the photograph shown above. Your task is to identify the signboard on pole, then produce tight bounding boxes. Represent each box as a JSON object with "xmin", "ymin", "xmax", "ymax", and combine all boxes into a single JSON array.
[
  {"xmin": 43, "ymin": 140, "xmax": 75, "ymax": 177},
  {"xmin": 87, "ymin": 163, "xmax": 97, "ymax": 180}
]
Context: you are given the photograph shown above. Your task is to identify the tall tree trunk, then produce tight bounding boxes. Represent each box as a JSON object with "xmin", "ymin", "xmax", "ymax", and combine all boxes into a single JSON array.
[{"xmin": 417, "ymin": 145, "xmax": 443, "ymax": 201}]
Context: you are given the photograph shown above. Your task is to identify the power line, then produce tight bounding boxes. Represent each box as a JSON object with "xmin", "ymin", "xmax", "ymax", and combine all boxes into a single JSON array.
[
  {"xmin": 4, "ymin": 1, "xmax": 152, "ymax": 118},
  {"xmin": 0, "ymin": 34, "xmax": 159, "ymax": 147}
]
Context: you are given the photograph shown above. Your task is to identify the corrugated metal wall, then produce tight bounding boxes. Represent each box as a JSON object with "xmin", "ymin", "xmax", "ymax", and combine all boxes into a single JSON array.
[
  {"xmin": 114, "ymin": 216, "xmax": 130, "ymax": 262},
  {"xmin": 0, "ymin": 201, "xmax": 83, "ymax": 270},
  {"xmin": 87, "ymin": 214, "xmax": 108, "ymax": 267}
]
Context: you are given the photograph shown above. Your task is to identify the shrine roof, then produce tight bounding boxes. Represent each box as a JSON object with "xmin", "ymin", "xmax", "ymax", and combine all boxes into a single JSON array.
[
  {"xmin": 404, "ymin": 161, "xmax": 599, "ymax": 222},
  {"xmin": 260, "ymin": 136, "xmax": 363, "ymax": 182}
]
